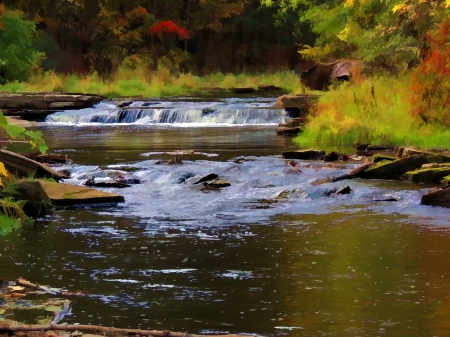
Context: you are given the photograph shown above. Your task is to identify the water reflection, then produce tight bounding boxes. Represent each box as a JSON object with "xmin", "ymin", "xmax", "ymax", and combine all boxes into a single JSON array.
[{"xmin": 1, "ymin": 210, "xmax": 450, "ymax": 336}]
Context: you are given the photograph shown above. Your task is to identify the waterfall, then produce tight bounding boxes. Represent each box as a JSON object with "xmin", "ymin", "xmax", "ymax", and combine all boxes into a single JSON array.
[{"xmin": 46, "ymin": 98, "xmax": 289, "ymax": 125}]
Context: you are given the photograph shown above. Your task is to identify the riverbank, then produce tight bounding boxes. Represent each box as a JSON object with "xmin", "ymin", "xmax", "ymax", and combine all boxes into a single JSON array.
[{"xmin": 0, "ymin": 69, "xmax": 309, "ymax": 99}]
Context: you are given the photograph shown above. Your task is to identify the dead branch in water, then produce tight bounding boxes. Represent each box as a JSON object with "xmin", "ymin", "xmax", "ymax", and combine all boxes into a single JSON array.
[{"xmin": 0, "ymin": 324, "xmax": 252, "ymax": 337}]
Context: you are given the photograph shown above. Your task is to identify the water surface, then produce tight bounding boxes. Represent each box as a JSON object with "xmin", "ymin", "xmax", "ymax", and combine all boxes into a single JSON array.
[{"xmin": 1, "ymin": 101, "xmax": 450, "ymax": 336}]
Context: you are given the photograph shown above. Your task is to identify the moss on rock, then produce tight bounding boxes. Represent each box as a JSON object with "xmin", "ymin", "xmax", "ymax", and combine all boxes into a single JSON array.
[
  {"xmin": 359, "ymin": 155, "xmax": 429, "ymax": 180},
  {"xmin": 372, "ymin": 153, "xmax": 396, "ymax": 163},
  {"xmin": 403, "ymin": 168, "xmax": 450, "ymax": 184}
]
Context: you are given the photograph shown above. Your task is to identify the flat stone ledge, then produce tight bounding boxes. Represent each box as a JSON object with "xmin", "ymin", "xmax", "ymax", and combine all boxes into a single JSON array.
[{"xmin": 39, "ymin": 180, "xmax": 125, "ymax": 206}]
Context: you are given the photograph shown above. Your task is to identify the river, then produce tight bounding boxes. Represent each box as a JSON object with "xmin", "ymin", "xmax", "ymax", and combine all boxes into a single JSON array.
[{"xmin": 1, "ymin": 97, "xmax": 450, "ymax": 336}]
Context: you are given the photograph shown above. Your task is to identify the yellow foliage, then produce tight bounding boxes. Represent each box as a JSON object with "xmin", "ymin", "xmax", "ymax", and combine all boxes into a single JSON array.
[{"xmin": 0, "ymin": 162, "xmax": 11, "ymax": 188}]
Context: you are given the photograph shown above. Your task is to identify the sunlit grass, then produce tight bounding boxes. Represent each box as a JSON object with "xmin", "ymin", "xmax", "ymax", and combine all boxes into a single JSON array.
[
  {"xmin": 0, "ymin": 67, "xmax": 307, "ymax": 98},
  {"xmin": 294, "ymin": 75, "xmax": 450, "ymax": 150}
]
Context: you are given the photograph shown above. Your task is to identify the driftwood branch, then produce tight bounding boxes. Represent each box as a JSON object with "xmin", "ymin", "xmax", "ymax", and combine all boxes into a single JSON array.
[
  {"xmin": 312, "ymin": 162, "xmax": 375, "ymax": 185},
  {"xmin": 0, "ymin": 324, "xmax": 251, "ymax": 337}
]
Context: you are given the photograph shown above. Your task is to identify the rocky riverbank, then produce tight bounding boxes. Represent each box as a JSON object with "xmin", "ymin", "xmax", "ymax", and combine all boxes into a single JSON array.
[{"xmin": 283, "ymin": 145, "xmax": 450, "ymax": 208}]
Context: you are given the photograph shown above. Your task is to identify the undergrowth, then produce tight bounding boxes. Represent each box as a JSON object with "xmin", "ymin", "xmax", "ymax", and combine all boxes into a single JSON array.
[
  {"xmin": 0, "ymin": 67, "xmax": 305, "ymax": 98},
  {"xmin": 294, "ymin": 75, "xmax": 450, "ymax": 150}
]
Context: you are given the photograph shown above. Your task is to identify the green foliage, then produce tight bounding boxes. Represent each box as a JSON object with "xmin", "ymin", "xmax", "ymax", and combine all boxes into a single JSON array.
[
  {"xmin": 0, "ymin": 113, "xmax": 48, "ymax": 153},
  {"xmin": 0, "ymin": 214, "xmax": 22, "ymax": 235},
  {"xmin": 263, "ymin": 0, "xmax": 450, "ymax": 70},
  {"xmin": 294, "ymin": 75, "xmax": 450, "ymax": 150},
  {"xmin": 0, "ymin": 9, "xmax": 43, "ymax": 83}
]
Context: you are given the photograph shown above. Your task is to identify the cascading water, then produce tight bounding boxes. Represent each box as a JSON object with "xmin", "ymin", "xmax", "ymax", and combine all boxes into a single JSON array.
[{"xmin": 45, "ymin": 98, "xmax": 290, "ymax": 125}]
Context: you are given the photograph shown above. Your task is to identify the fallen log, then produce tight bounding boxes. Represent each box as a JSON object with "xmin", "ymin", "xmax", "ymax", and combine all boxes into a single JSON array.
[
  {"xmin": 312, "ymin": 162, "xmax": 375, "ymax": 185},
  {"xmin": 0, "ymin": 324, "xmax": 251, "ymax": 337},
  {"xmin": 0, "ymin": 149, "xmax": 67, "ymax": 180}
]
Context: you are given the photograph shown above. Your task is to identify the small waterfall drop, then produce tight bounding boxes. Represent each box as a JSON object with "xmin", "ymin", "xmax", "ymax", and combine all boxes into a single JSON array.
[{"xmin": 46, "ymin": 98, "xmax": 290, "ymax": 125}]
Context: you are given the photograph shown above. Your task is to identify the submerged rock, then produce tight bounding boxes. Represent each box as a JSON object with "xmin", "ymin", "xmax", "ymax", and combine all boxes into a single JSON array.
[
  {"xmin": 272, "ymin": 188, "xmax": 308, "ymax": 199},
  {"xmin": 282, "ymin": 150, "xmax": 325, "ymax": 160},
  {"xmin": 403, "ymin": 167, "xmax": 450, "ymax": 184},
  {"xmin": 421, "ymin": 187, "xmax": 450, "ymax": 208}
]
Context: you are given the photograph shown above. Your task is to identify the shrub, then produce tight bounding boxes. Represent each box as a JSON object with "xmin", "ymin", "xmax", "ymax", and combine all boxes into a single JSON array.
[{"xmin": 0, "ymin": 7, "xmax": 42, "ymax": 83}]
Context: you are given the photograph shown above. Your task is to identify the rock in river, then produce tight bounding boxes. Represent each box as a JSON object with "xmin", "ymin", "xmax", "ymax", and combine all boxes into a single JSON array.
[
  {"xmin": 421, "ymin": 187, "xmax": 450, "ymax": 208},
  {"xmin": 282, "ymin": 150, "xmax": 325, "ymax": 160},
  {"xmin": 359, "ymin": 155, "xmax": 429, "ymax": 180},
  {"xmin": 193, "ymin": 173, "xmax": 219, "ymax": 184}
]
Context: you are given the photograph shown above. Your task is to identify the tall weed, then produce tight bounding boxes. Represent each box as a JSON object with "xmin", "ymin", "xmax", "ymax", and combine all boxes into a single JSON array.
[
  {"xmin": 295, "ymin": 75, "xmax": 450, "ymax": 150},
  {"xmin": 294, "ymin": 77, "xmax": 417, "ymax": 148},
  {"xmin": 0, "ymin": 68, "xmax": 306, "ymax": 97}
]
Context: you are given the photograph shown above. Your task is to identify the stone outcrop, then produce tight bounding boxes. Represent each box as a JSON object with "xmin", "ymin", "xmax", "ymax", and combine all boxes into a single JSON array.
[
  {"xmin": 359, "ymin": 155, "xmax": 429, "ymax": 180},
  {"xmin": 0, "ymin": 92, "xmax": 103, "ymax": 120},
  {"xmin": 403, "ymin": 167, "xmax": 450, "ymax": 184},
  {"xmin": 39, "ymin": 180, "xmax": 125, "ymax": 206}
]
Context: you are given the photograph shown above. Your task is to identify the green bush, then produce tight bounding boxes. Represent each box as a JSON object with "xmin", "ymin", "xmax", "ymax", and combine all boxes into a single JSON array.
[{"xmin": 0, "ymin": 9, "xmax": 43, "ymax": 83}]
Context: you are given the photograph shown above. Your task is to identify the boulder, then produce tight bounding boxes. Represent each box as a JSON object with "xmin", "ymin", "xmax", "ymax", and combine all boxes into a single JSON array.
[
  {"xmin": 39, "ymin": 180, "xmax": 124, "ymax": 206},
  {"xmin": 359, "ymin": 155, "xmax": 429, "ymax": 180},
  {"xmin": 372, "ymin": 153, "xmax": 396, "ymax": 163},
  {"xmin": 403, "ymin": 168, "xmax": 450, "ymax": 184},
  {"xmin": 324, "ymin": 151, "xmax": 339, "ymax": 162},
  {"xmin": 397, "ymin": 147, "xmax": 432, "ymax": 158},
  {"xmin": 301, "ymin": 61, "xmax": 352, "ymax": 90},
  {"xmin": 334, "ymin": 185, "xmax": 351, "ymax": 196},
  {"xmin": 282, "ymin": 150, "xmax": 325, "ymax": 160},
  {"xmin": 0, "ymin": 180, "xmax": 53, "ymax": 217},
  {"xmin": 421, "ymin": 187, "xmax": 450, "ymax": 208}
]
